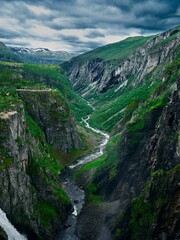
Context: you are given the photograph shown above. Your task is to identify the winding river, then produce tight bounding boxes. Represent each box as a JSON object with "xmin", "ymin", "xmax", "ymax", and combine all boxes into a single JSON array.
[
  {"xmin": 56, "ymin": 114, "xmax": 109, "ymax": 240},
  {"xmin": 0, "ymin": 107, "xmax": 109, "ymax": 240}
]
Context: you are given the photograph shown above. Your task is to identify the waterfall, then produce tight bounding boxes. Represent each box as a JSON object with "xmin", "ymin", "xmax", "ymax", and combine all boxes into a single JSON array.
[{"xmin": 0, "ymin": 208, "xmax": 27, "ymax": 240}]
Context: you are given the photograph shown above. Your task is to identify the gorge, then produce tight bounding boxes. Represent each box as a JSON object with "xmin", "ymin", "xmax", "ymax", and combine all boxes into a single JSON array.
[{"xmin": 0, "ymin": 25, "xmax": 179, "ymax": 240}]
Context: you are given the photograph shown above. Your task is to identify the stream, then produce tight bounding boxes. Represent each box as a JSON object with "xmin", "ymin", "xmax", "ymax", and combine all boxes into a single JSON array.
[
  {"xmin": 0, "ymin": 208, "xmax": 27, "ymax": 240},
  {"xmin": 56, "ymin": 115, "xmax": 109, "ymax": 240}
]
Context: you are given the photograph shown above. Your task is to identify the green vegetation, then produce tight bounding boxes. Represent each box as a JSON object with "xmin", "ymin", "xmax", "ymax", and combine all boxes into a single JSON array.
[
  {"xmin": 73, "ymin": 133, "xmax": 121, "ymax": 204},
  {"xmin": 36, "ymin": 201, "xmax": 58, "ymax": 227},
  {"xmin": 88, "ymin": 54, "xmax": 179, "ymax": 133},
  {"xmin": 26, "ymin": 114, "xmax": 62, "ymax": 175},
  {"xmin": 0, "ymin": 147, "xmax": 13, "ymax": 170},
  {"xmin": 26, "ymin": 112, "xmax": 71, "ymax": 224},
  {"xmin": 66, "ymin": 36, "xmax": 153, "ymax": 63},
  {"xmin": 73, "ymin": 154, "xmax": 107, "ymax": 180},
  {"xmin": 22, "ymin": 63, "xmax": 92, "ymax": 120},
  {"xmin": 53, "ymin": 187, "xmax": 70, "ymax": 205},
  {"xmin": 0, "ymin": 62, "xmax": 92, "ymax": 121},
  {"xmin": 126, "ymin": 90, "xmax": 170, "ymax": 149},
  {"xmin": 26, "ymin": 114, "xmax": 45, "ymax": 141},
  {"xmin": 0, "ymin": 42, "xmax": 21, "ymax": 62},
  {"xmin": 165, "ymin": 56, "xmax": 180, "ymax": 79},
  {"xmin": 113, "ymin": 165, "xmax": 180, "ymax": 239},
  {"xmin": 0, "ymin": 88, "xmax": 21, "ymax": 112},
  {"xmin": 130, "ymin": 198, "xmax": 154, "ymax": 240},
  {"xmin": 86, "ymin": 183, "xmax": 103, "ymax": 203},
  {"xmin": 152, "ymin": 26, "xmax": 180, "ymax": 47},
  {"xmin": 89, "ymin": 78, "xmax": 161, "ymax": 132}
]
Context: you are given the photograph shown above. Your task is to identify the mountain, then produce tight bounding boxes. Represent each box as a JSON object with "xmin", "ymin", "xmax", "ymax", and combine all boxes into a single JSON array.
[
  {"xmin": 0, "ymin": 61, "xmax": 95, "ymax": 239},
  {"xmin": 0, "ymin": 41, "xmax": 21, "ymax": 62},
  {"xmin": 0, "ymin": 25, "xmax": 179, "ymax": 240},
  {"xmin": 62, "ymin": 25, "xmax": 180, "ymax": 239},
  {"xmin": 10, "ymin": 46, "xmax": 76, "ymax": 64},
  {"xmin": 62, "ymin": 26, "xmax": 180, "ymax": 131},
  {"xmin": 62, "ymin": 35, "xmax": 153, "ymax": 92}
]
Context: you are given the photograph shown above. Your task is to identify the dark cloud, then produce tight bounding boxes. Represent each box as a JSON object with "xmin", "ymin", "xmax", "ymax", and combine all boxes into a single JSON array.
[
  {"xmin": 0, "ymin": 0, "xmax": 179, "ymax": 53},
  {"xmin": 86, "ymin": 31, "xmax": 105, "ymax": 39}
]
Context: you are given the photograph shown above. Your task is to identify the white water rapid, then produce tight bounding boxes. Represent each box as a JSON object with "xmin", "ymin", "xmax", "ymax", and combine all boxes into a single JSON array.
[
  {"xmin": 0, "ymin": 208, "xmax": 27, "ymax": 240},
  {"xmin": 56, "ymin": 111, "xmax": 110, "ymax": 240},
  {"xmin": 69, "ymin": 115, "xmax": 109, "ymax": 169}
]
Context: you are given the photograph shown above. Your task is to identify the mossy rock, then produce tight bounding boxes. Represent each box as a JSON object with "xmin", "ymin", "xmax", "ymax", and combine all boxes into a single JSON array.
[{"xmin": 0, "ymin": 227, "xmax": 8, "ymax": 240}]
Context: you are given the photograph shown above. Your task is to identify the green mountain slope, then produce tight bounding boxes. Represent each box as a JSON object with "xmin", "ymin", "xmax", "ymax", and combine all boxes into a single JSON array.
[
  {"xmin": 0, "ymin": 42, "xmax": 21, "ymax": 62},
  {"xmin": 76, "ymin": 36, "xmax": 153, "ymax": 62},
  {"xmin": 65, "ymin": 26, "xmax": 180, "ymax": 240},
  {"xmin": 0, "ymin": 62, "xmax": 92, "ymax": 121},
  {"xmin": 0, "ymin": 60, "xmax": 93, "ymax": 239}
]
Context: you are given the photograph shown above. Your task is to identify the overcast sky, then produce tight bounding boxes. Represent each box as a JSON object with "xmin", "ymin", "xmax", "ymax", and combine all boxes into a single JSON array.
[{"xmin": 0, "ymin": 0, "xmax": 179, "ymax": 53}]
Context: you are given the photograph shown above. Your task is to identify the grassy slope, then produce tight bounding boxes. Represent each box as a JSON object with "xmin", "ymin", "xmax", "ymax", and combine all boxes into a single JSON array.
[
  {"xmin": 70, "ymin": 36, "xmax": 153, "ymax": 63},
  {"xmin": 72, "ymin": 30, "xmax": 180, "ymax": 206},
  {"xmin": 0, "ymin": 42, "xmax": 21, "ymax": 62},
  {"xmin": 86, "ymin": 31, "xmax": 180, "ymax": 132},
  {"xmin": 0, "ymin": 61, "xmax": 98, "ymax": 166},
  {"xmin": 0, "ymin": 62, "xmax": 92, "ymax": 121},
  {"xmin": 0, "ymin": 61, "xmax": 93, "ymax": 231}
]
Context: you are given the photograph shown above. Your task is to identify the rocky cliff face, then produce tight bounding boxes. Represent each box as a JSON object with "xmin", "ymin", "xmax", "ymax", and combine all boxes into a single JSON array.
[
  {"xmin": 98, "ymin": 28, "xmax": 179, "ymax": 93},
  {"xmin": 0, "ymin": 95, "xmax": 76, "ymax": 239},
  {"xmin": 17, "ymin": 88, "xmax": 83, "ymax": 153},
  {"xmin": 75, "ymin": 70, "xmax": 180, "ymax": 240},
  {"xmin": 111, "ymin": 85, "xmax": 180, "ymax": 240},
  {"xmin": 69, "ymin": 27, "xmax": 180, "ymax": 240},
  {"xmin": 63, "ymin": 26, "xmax": 179, "ymax": 95}
]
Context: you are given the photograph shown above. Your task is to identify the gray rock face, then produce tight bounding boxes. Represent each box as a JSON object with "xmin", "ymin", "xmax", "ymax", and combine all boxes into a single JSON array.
[
  {"xmin": 0, "ymin": 102, "xmax": 72, "ymax": 239},
  {"xmin": 64, "ymin": 27, "xmax": 179, "ymax": 95},
  {"xmin": 100, "ymin": 29, "xmax": 179, "ymax": 92},
  {"xmin": 17, "ymin": 89, "xmax": 83, "ymax": 153},
  {"xmin": 68, "ymin": 27, "xmax": 180, "ymax": 240},
  {"xmin": 0, "ymin": 106, "xmax": 38, "ymax": 235}
]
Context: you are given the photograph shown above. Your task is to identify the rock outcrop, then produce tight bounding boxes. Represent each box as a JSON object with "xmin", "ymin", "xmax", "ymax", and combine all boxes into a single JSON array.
[
  {"xmin": 68, "ymin": 26, "xmax": 180, "ymax": 240},
  {"xmin": 0, "ymin": 99, "xmax": 73, "ymax": 239},
  {"xmin": 111, "ymin": 87, "xmax": 180, "ymax": 239},
  {"xmin": 63, "ymin": 26, "xmax": 179, "ymax": 95},
  {"xmin": 17, "ymin": 88, "xmax": 83, "ymax": 153}
]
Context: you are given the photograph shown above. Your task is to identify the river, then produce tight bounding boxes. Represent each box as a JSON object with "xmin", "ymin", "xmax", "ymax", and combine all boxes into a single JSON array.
[
  {"xmin": 0, "ymin": 109, "xmax": 109, "ymax": 240},
  {"xmin": 56, "ymin": 114, "xmax": 109, "ymax": 240},
  {"xmin": 0, "ymin": 208, "xmax": 27, "ymax": 240}
]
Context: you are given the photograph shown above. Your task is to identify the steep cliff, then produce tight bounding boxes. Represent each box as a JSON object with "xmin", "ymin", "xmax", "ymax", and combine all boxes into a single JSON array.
[
  {"xmin": 112, "ymin": 86, "xmax": 180, "ymax": 240},
  {"xmin": 0, "ymin": 101, "xmax": 71, "ymax": 239},
  {"xmin": 17, "ymin": 88, "xmax": 82, "ymax": 153},
  {"xmin": 62, "ymin": 36, "xmax": 152, "ymax": 94},
  {"xmin": 0, "ymin": 62, "xmax": 92, "ymax": 121},
  {"xmin": 63, "ymin": 26, "xmax": 179, "ymax": 96},
  {"xmin": 0, "ymin": 62, "xmax": 92, "ymax": 239},
  {"xmin": 66, "ymin": 26, "xmax": 180, "ymax": 240}
]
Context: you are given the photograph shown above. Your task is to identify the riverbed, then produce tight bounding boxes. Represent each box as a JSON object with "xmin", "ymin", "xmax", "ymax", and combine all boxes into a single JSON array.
[
  {"xmin": 56, "ymin": 115, "xmax": 109, "ymax": 240},
  {"xmin": 0, "ymin": 113, "xmax": 109, "ymax": 240}
]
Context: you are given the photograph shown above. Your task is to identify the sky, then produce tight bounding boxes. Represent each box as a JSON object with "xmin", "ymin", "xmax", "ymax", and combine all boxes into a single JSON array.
[{"xmin": 0, "ymin": 0, "xmax": 179, "ymax": 53}]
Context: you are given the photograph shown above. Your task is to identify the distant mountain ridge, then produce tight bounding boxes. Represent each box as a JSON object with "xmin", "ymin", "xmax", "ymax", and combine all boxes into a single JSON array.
[{"xmin": 9, "ymin": 46, "xmax": 76, "ymax": 64}]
